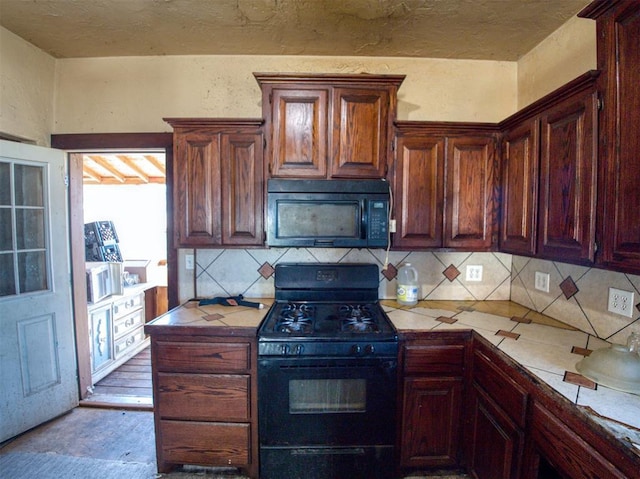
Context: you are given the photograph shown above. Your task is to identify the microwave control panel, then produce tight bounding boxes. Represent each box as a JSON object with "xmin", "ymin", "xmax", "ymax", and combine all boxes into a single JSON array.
[{"xmin": 367, "ymin": 200, "xmax": 389, "ymax": 246}]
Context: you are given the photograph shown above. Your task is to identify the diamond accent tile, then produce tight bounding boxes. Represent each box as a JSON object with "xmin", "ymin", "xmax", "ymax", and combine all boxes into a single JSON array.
[
  {"xmin": 496, "ymin": 330, "xmax": 520, "ymax": 340},
  {"xmin": 559, "ymin": 276, "xmax": 579, "ymax": 299},
  {"xmin": 258, "ymin": 262, "xmax": 275, "ymax": 279},
  {"xmin": 436, "ymin": 316, "xmax": 457, "ymax": 324},
  {"xmin": 382, "ymin": 264, "xmax": 397, "ymax": 281},
  {"xmin": 563, "ymin": 371, "xmax": 596, "ymax": 389},
  {"xmin": 571, "ymin": 346, "xmax": 592, "ymax": 357},
  {"xmin": 511, "ymin": 316, "xmax": 532, "ymax": 324},
  {"xmin": 203, "ymin": 313, "xmax": 225, "ymax": 321},
  {"xmin": 443, "ymin": 264, "xmax": 461, "ymax": 282}
]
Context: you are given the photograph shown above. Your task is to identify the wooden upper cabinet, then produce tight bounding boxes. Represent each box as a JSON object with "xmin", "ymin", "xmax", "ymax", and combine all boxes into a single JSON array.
[
  {"xmin": 498, "ymin": 71, "xmax": 598, "ymax": 265},
  {"xmin": 172, "ymin": 129, "xmax": 221, "ymax": 246},
  {"xmin": 580, "ymin": 1, "xmax": 640, "ymax": 274},
  {"xmin": 255, "ymin": 73, "xmax": 404, "ymax": 179},
  {"xmin": 445, "ymin": 136, "xmax": 498, "ymax": 250},
  {"xmin": 221, "ymin": 132, "xmax": 264, "ymax": 245},
  {"xmin": 166, "ymin": 118, "xmax": 264, "ymax": 248},
  {"xmin": 331, "ymin": 86, "xmax": 391, "ymax": 178},
  {"xmin": 538, "ymin": 88, "xmax": 597, "ymax": 263},
  {"xmin": 394, "ymin": 133, "xmax": 444, "ymax": 248},
  {"xmin": 268, "ymin": 87, "xmax": 328, "ymax": 178},
  {"xmin": 500, "ymin": 119, "xmax": 539, "ymax": 256},
  {"xmin": 394, "ymin": 123, "xmax": 498, "ymax": 251}
]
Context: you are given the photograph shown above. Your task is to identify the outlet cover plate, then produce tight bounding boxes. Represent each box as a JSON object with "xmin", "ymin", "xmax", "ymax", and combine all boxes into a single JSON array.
[
  {"xmin": 608, "ymin": 288, "xmax": 634, "ymax": 318},
  {"xmin": 466, "ymin": 265, "xmax": 483, "ymax": 282},
  {"xmin": 535, "ymin": 272, "xmax": 550, "ymax": 292}
]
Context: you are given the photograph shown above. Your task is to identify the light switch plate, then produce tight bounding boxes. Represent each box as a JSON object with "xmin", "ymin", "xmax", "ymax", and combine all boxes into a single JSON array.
[
  {"xmin": 534, "ymin": 272, "xmax": 550, "ymax": 292},
  {"xmin": 608, "ymin": 288, "xmax": 634, "ymax": 318},
  {"xmin": 466, "ymin": 265, "xmax": 483, "ymax": 282}
]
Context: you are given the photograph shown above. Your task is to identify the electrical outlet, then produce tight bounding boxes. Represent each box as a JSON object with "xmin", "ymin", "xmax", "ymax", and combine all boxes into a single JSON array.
[
  {"xmin": 185, "ymin": 254, "xmax": 194, "ymax": 270},
  {"xmin": 608, "ymin": 288, "xmax": 635, "ymax": 318},
  {"xmin": 389, "ymin": 219, "xmax": 396, "ymax": 233},
  {"xmin": 534, "ymin": 272, "xmax": 550, "ymax": 292},
  {"xmin": 466, "ymin": 265, "xmax": 483, "ymax": 282}
]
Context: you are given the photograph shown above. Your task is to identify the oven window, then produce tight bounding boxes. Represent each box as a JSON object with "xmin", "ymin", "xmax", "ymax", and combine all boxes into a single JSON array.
[
  {"xmin": 277, "ymin": 202, "xmax": 358, "ymax": 238},
  {"xmin": 289, "ymin": 379, "xmax": 366, "ymax": 413}
]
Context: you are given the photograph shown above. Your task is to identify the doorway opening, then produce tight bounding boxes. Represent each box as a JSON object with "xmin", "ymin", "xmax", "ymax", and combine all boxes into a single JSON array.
[{"xmin": 51, "ymin": 132, "xmax": 174, "ymax": 406}]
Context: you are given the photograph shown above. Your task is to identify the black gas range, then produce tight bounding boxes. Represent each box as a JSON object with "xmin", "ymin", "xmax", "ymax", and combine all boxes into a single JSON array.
[
  {"xmin": 257, "ymin": 263, "xmax": 398, "ymax": 479},
  {"xmin": 258, "ymin": 262, "xmax": 397, "ymax": 356}
]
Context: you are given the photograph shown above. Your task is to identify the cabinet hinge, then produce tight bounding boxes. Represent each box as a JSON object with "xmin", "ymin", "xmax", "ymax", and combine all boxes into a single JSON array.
[
  {"xmin": 596, "ymin": 96, "xmax": 603, "ymax": 111},
  {"xmin": 263, "ymin": 138, "xmax": 267, "ymax": 150},
  {"xmin": 269, "ymin": 93, "xmax": 272, "ymax": 104},
  {"xmin": 64, "ymin": 175, "xmax": 69, "ymax": 188}
]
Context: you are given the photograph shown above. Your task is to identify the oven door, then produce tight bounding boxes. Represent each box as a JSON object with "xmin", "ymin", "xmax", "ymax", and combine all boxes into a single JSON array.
[{"xmin": 258, "ymin": 355, "xmax": 397, "ymax": 447}]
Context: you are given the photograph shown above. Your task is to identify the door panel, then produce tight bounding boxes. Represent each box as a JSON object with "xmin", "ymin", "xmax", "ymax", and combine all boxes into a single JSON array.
[{"xmin": 0, "ymin": 140, "xmax": 78, "ymax": 442}]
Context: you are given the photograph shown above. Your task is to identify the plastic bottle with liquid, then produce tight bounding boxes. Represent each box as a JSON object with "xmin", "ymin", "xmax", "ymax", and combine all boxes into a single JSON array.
[{"xmin": 396, "ymin": 263, "xmax": 419, "ymax": 306}]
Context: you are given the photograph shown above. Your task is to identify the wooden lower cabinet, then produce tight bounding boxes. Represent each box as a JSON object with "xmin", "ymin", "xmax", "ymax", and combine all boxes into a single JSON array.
[
  {"xmin": 523, "ymin": 402, "xmax": 628, "ymax": 479},
  {"xmin": 148, "ymin": 334, "xmax": 258, "ymax": 478},
  {"xmin": 398, "ymin": 332, "xmax": 469, "ymax": 471}
]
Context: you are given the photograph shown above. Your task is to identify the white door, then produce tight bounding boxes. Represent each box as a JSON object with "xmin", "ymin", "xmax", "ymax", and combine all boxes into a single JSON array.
[{"xmin": 0, "ymin": 140, "xmax": 78, "ymax": 442}]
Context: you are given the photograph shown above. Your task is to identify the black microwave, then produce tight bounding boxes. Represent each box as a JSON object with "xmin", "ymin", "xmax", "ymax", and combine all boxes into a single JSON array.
[{"xmin": 266, "ymin": 179, "xmax": 390, "ymax": 248}]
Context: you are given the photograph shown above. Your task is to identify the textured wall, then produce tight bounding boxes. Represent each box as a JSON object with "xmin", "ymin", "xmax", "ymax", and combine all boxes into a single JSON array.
[
  {"xmin": 517, "ymin": 16, "xmax": 596, "ymax": 109},
  {"xmin": 0, "ymin": 27, "xmax": 55, "ymax": 146},
  {"xmin": 52, "ymin": 55, "xmax": 516, "ymax": 133}
]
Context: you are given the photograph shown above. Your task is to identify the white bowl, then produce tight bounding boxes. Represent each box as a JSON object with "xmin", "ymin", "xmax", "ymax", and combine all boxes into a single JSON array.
[{"xmin": 576, "ymin": 344, "xmax": 640, "ymax": 395}]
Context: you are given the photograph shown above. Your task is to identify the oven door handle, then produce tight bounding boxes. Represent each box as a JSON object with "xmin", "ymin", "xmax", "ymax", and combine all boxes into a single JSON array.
[{"xmin": 292, "ymin": 447, "xmax": 366, "ymax": 456}]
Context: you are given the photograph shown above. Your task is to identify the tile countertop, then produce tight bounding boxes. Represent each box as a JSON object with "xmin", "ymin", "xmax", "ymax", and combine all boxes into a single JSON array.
[
  {"xmin": 382, "ymin": 299, "xmax": 640, "ymax": 454},
  {"xmin": 146, "ymin": 298, "xmax": 640, "ymax": 455}
]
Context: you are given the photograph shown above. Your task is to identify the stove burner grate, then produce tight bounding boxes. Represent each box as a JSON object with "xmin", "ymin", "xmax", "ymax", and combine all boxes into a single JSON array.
[
  {"xmin": 275, "ymin": 303, "xmax": 315, "ymax": 334},
  {"xmin": 339, "ymin": 304, "xmax": 380, "ymax": 333}
]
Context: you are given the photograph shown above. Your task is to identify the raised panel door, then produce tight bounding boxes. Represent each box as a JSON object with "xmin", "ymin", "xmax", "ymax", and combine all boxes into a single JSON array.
[
  {"xmin": 445, "ymin": 136, "xmax": 498, "ymax": 249},
  {"xmin": 400, "ymin": 376, "xmax": 463, "ymax": 468},
  {"xmin": 221, "ymin": 133, "xmax": 264, "ymax": 245},
  {"xmin": 268, "ymin": 88, "xmax": 328, "ymax": 178},
  {"xmin": 173, "ymin": 131, "xmax": 221, "ymax": 246},
  {"xmin": 332, "ymin": 87, "xmax": 390, "ymax": 178},
  {"xmin": 582, "ymin": 2, "xmax": 640, "ymax": 273},
  {"xmin": 394, "ymin": 135, "xmax": 445, "ymax": 248},
  {"xmin": 500, "ymin": 120, "xmax": 539, "ymax": 255},
  {"xmin": 469, "ymin": 386, "xmax": 524, "ymax": 479},
  {"xmin": 538, "ymin": 89, "xmax": 597, "ymax": 263}
]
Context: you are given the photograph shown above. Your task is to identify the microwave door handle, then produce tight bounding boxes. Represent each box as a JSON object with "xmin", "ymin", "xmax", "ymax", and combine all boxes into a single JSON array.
[{"xmin": 361, "ymin": 199, "xmax": 367, "ymax": 239}]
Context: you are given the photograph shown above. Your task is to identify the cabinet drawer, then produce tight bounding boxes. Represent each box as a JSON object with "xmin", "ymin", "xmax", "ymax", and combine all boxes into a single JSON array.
[
  {"xmin": 159, "ymin": 420, "xmax": 250, "ymax": 467},
  {"xmin": 472, "ymin": 348, "xmax": 528, "ymax": 428},
  {"xmin": 155, "ymin": 341, "xmax": 250, "ymax": 373},
  {"xmin": 114, "ymin": 327, "xmax": 145, "ymax": 359},
  {"xmin": 404, "ymin": 344, "xmax": 465, "ymax": 375},
  {"xmin": 157, "ymin": 373, "xmax": 249, "ymax": 421},
  {"xmin": 113, "ymin": 293, "xmax": 144, "ymax": 319},
  {"xmin": 113, "ymin": 309, "xmax": 144, "ymax": 340}
]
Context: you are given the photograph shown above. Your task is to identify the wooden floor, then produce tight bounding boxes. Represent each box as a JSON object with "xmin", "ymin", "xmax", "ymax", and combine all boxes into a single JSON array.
[{"xmin": 81, "ymin": 346, "xmax": 153, "ymax": 410}]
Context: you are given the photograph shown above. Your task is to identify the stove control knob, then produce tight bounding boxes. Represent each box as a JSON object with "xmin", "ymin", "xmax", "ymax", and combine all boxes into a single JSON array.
[
  {"xmin": 351, "ymin": 344, "xmax": 362, "ymax": 355},
  {"xmin": 364, "ymin": 344, "xmax": 375, "ymax": 355},
  {"xmin": 280, "ymin": 344, "xmax": 290, "ymax": 356},
  {"xmin": 294, "ymin": 344, "xmax": 304, "ymax": 355}
]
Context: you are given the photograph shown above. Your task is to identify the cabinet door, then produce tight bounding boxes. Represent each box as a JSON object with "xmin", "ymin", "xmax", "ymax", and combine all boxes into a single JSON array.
[
  {"xmin": 268, "ymin": 88, "xmax": 328, "ymax": 178},
  {"xmin": 400, "ymin": 376, "xmax": 463, "ymax": 468},
  {"xmin": 331, "ymin": 87, "xmax": 390, "ymax": 178},
  {"xmin": 538, "ymin": 89, "xmax": 597, "ymax": 263},
  {"xmin": 89, "ymin": 305, "xmax": 113, "ymax": 373},
  {"xmin": 469, "ymin": 386, "xmax": 524, "ymax": 479},
  {"xmin": 394, "ymin": 135, "xmax": 445, "ymax": 248},
  {"xmin": 445, "ymin": 136, "xmax": 498, "ymax": 249},
  {"xmin": 500, "ymin": 120, "xmax": 539, "ymax": 255},
  {"xmin": 590, "ymin": 2, "xmax": 640, "ymax": 272},
  {"xmin": 173, "ymin": 130, "xmax": 221, "ymax": 246},
  {"xmin": 221, "ymin": 133, "xmax": 264, "ymax": 245}
]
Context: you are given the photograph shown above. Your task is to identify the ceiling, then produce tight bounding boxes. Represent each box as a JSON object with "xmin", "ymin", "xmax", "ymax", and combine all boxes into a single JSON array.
[
  {"xmin": 0, "ymin": 0, "xmax": 590, "ymax": 61},
  {"xmin": 82, "ymin": 152, "xmax": 166, "ymax": 185}
]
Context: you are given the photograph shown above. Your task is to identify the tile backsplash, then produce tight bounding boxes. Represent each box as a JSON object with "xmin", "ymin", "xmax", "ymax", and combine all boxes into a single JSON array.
[{"xmin": 178, "ymin": 248, "xmax": 640, "ymax": 343}]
